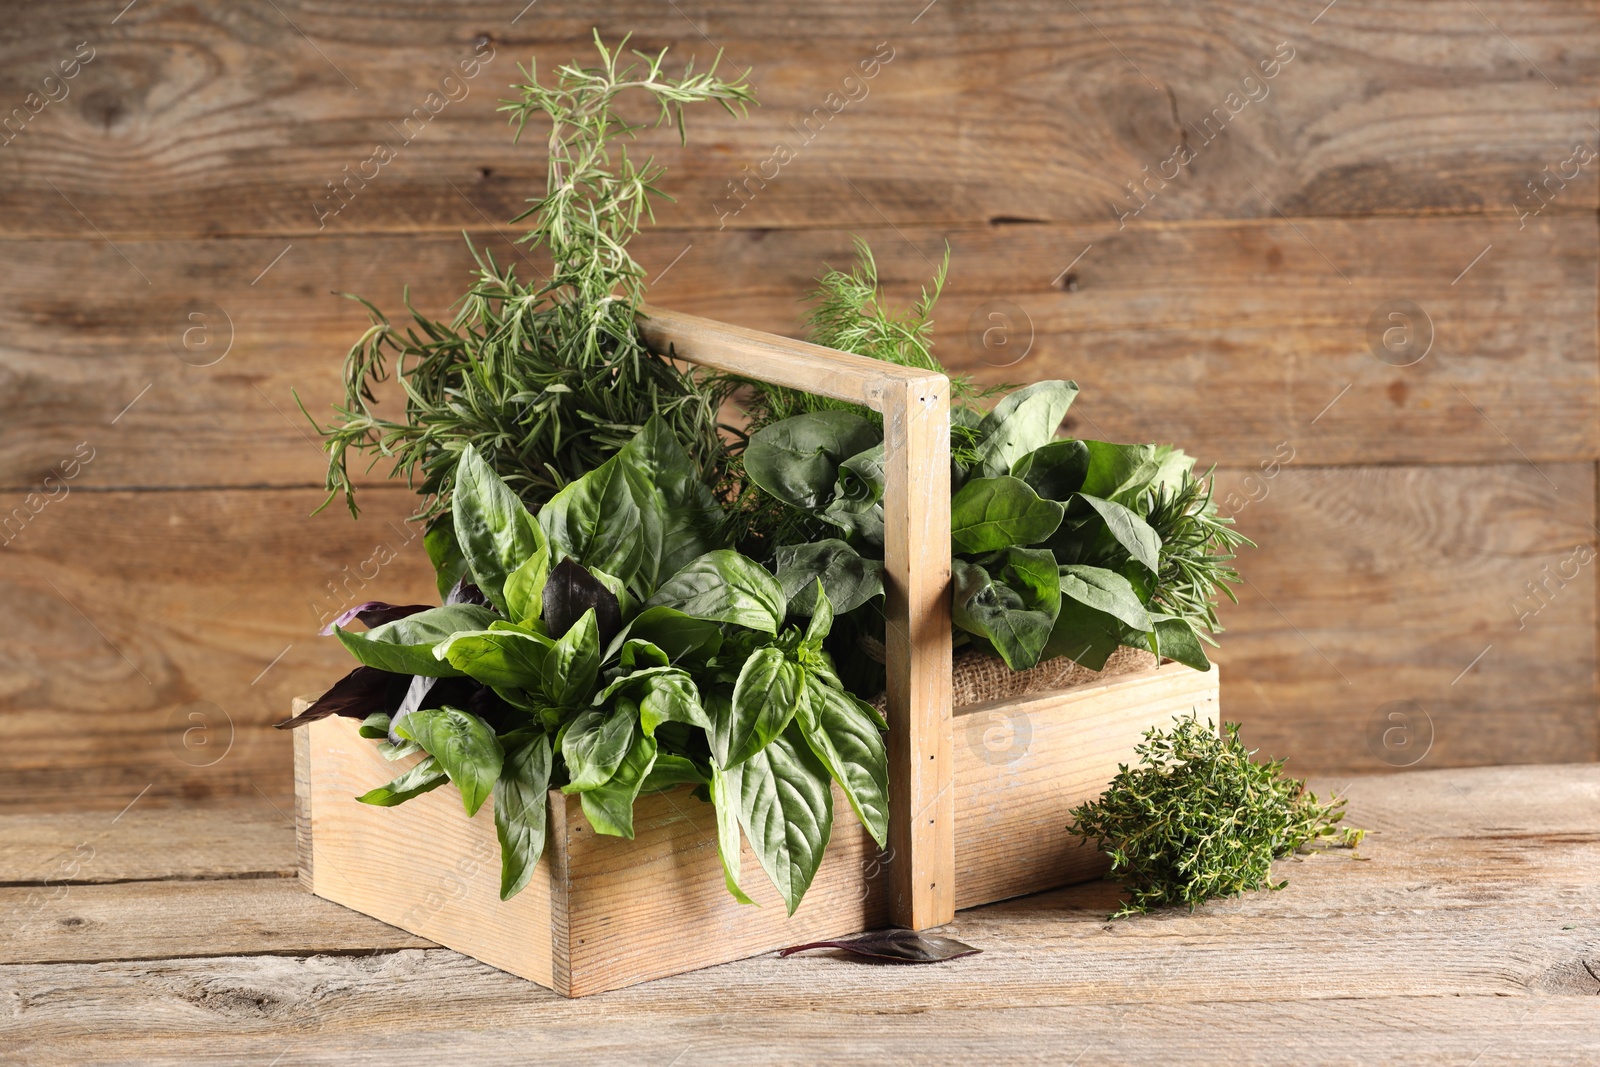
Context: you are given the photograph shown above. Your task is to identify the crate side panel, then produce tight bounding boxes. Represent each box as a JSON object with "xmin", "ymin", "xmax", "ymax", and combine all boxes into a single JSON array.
[
  {"xmin": 560, "ymin": 784, "xmax": 888, "ymax": 997},
  {"xmin": 953, "ymin": 665, "xmax": 1220, "ymax": 910},
  {"xmin": 305, "ymin": 715, "xmax": 556, "ymax": 988}
]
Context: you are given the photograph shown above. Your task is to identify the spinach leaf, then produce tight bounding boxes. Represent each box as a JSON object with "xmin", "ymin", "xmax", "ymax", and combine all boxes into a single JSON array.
[
  {"xmin": 1076, "ymin": 493, "xmax": 1161, "ymax": 574},
  {"xmin": 775, "ymin": 539, "xmax": 884, "ymax": 616},
  {"xmin": 1059, "ymin": 565, "xmax": 1153, "ymax": 631},
  {"xmin": 950, "ymin": 476, "xmax": 1065, "ymax": 554},
  {"xmin": 452, "ymin": 445, "xmax": 545, "ymax": 615},
  {"xmin": 745, "ymin": 411, "xmax": 881, "ymax": 510},
  {"xmin": 1079, "ymin": 441, "xmax": 1192, "ymax": 505},
  {"xmin": 1042, "ymin": 597, "xmax": 1124, "ymax": 670},
  {"xmin": 435, "ymin": 627, "xmax": 554, "ymax": 689},
  {"xmin": 561, "ymin": 704, "xmax": 637, "ymax": 792},
  {"xmin": 733, "ymin": 726, "xmax": 834, "ymax": 916},
  {"xmin": 951, "ymin": 557, "xmax": 1058, "ymax": 670},
  {"xmin": 646, "ymin": 550, "xmax": 786, "ymax": 635},
  {"xmin": 1151, "ymin": 613, "xmax": 1211, "ymax": 671},
  {"xmin": 617, "ymin": 415, "xmax": 725, "ymax": 581},
  {"xmin": 709, "ymin": 764, "xmax": 756, "ymax": 905},
  {"xmin": 820, "ymin": 443, "xmax": 887, "ymax": 544},
  {"xmin": 542, "ymin": 608, "xmax": 601, "ymax": 707},
  {"xmin": 797, "ymin": 684, "xmax": 889, "ymax": 848},
  {"xmin": 355, "ymin": 756, "xmax": 448, "ymax": 806},
  {"xmin": 579, "ymin": 730, "xmax": 658, "ymax": 838},
  {"xmin": 494, "ymin": 732, "xmax": 552, "ymax": 900},
  {"xmin": 394, "ymin": 707, "xmax": 505, "ymax": 817},
  {"xmin": 970, "ymin": 380, "xmax": 1079, "ymax": 478},
  {"xmin": 1011, "ymin": 438, "xmax": 1089, "ymax": 501},
  {"xmin": 334, "ymin": 604, "xmax": 498, "ymax": 677},
  {"xmin": 724, "ymin": 646, "xmax": 804, "ymax": 767}
]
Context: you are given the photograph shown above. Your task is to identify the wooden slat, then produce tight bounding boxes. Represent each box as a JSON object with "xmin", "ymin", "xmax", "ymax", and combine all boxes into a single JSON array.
[
  {"xmin": 0, "ymin": 486, "xmax": 438, "ymax": 813},
  {"xmin": 2, "ymin": 2, "xmax": 1598, "ymax": 237},
  {"xmin": 0, "ymin": 808, "xmax": 292, "ymax": 885},
  {"xmin": 1211, "ymin": 462, "xmax": 1599, "ymax": 771},
  {"xmin": 2, "ymin": 766, "xmax": 1598, "ymax": 1064},
  {"xmin": 2, "ymin": 217, "xmax": 1590, "ymax": 491},
  {"xmin": 953, "ymin": 665, "xmax": 1218, "ymax": 910}
]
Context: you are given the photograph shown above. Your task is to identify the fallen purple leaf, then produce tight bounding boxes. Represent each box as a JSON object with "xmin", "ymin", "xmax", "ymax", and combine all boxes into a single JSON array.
[{"xmin": 779, "ymin": 929, "xmax": 981, "ymax": 963}]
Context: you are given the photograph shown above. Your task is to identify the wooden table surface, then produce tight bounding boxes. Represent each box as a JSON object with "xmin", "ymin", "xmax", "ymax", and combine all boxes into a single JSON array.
[{"xmin": 4, "ymin": 764, "xmax": 1598, "ymax": 1066}]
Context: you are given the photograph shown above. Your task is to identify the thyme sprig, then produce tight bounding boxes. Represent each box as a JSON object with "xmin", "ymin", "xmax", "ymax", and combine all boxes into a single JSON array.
[
  {"xmin": 1069, "ymin": 716, "xmax": 1363, "ymax": 918},
  {"xmin": 303, "ymin": 33, "xmax": 754, "ymax": 519}
]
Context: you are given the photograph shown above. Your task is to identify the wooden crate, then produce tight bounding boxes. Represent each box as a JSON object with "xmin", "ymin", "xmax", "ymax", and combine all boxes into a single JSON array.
[{"xmin": 293, "ymin": 306, "xmax": 1222, "ymax": 995}]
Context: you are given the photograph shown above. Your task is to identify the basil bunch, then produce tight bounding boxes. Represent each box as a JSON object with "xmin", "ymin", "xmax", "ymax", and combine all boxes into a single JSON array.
[
  {"xmin": 308, "ymin": 416, "xmax": 889, "ymax": 914},
  {"xmin": 744, "ymin": 380, "xmax": 1216, "ymax": 674}
]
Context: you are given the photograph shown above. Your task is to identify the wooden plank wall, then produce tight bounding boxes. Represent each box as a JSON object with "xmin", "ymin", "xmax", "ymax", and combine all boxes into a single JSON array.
[{"xmin": 1, "ymin": 1, "xmax": 1597, "ymax": 812}]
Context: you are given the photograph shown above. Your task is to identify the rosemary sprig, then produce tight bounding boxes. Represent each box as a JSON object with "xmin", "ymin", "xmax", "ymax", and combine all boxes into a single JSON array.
[
  {"xmin": 1068, "ymin": 716, "xmax": 1363, "ymax": 918},
  {"xmin": 1142, "ymin": 469, "xmax": 1254, "ymax": 641},
  {"xmin": 302, "ymin": 33, "xmax": 755, "ymax": 519}
]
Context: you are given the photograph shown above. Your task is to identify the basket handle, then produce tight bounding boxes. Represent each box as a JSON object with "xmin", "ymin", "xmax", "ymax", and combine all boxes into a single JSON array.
[{"xmin": 638, "ymin": 305, "xmax": 955, "ymax": 930}]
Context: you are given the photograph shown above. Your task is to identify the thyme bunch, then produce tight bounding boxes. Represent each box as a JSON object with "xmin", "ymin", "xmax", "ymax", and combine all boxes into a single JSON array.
[
  {"xmin": 1069, "ymin": 717, "xmax": 1363, "ymax": 918},
  {"xmin": 304, "ymin": 34, "xmax": 754, "ymax": 519}
]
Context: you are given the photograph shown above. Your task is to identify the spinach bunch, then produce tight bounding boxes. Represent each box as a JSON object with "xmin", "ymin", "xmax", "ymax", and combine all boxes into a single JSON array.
[
  {"xmin": 292, "ymin": 416, "xmax": 888, "ymax": 914},
  {"xmin": 744, "ymin": 380, "xmax": 1234, "ymax": 676}
]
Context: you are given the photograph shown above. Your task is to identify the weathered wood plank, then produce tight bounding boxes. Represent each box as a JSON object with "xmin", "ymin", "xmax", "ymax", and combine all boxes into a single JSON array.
[
  {"xmin": 0, "ymin": 876, "xmax": 431, "ymax": 965},
  {"xmin": 2, "ymin": 2, "xmax": 1597, "ymax": 238},
  {"xmin": 1, "ymin": 217, "xmax": 1591, "ymax": 491},
  {"xmin": 1211, "ymin": 462, "xmax": 1599, "ymax": 772},
  {"xmin": 0, "ymin": 808, "xmax": 292, "ymax": 885},
  {"xmin": 0, "ymin": 485, "xmax": 437, "ymax": 813}
]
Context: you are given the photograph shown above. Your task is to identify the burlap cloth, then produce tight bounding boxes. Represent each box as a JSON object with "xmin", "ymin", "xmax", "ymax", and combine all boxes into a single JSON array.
[{"xmin": 862, "ymin": 638, "xmax": 1157, "ymax": 711}]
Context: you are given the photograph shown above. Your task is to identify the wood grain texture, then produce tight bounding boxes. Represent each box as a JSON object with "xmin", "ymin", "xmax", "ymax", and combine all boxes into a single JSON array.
[
  {"xmin": 1211, "ymin": 462, "xmax": 1600, "ymax": 772},
  {"xmin": 953, "ymin": 664, "xmax": 1219, "ymax": 910},
  {"xmin": 2, "ymin": 765, "xmax": 1598, "ymax": 1064},
  {"xmin": 1, "ymin": 217, "xmax": 1589, "ymax": 492},
  {"xmin": 3, "ymin": 2, "xmax": 1598, "ymax": 238}
]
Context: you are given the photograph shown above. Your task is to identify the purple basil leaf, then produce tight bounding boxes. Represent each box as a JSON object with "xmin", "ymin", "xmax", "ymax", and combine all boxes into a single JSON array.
[
  {"xmin": 543, "ymin": 558, "xmax": 622, "ymax": 646},
  {"xmin": 779, "ymin": 929, "xmax": 981, "ymax": 963},
  {"xmin": 446, "ymin": 578, "xmax": 489, "ymax": 607},
  {"xmin": 274, "ymin": 666, "xmax": 402, "ymax": 729},
  {"xmin": 318, "ymin": 601, "xmax": 434, "ymax": 637},
  {"xmin": 387, "ymin": 674, "xmax": 439, "ymax": 744}
]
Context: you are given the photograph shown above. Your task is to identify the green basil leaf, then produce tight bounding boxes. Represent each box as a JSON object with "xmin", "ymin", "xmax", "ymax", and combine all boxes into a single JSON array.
[
  {"xmin": 1076, "ymin": 494, "xmax": 1161, "ymax": 574},
  {"xmin": 358, "ymin": 712, "xmax": 391, "ymax": 739},
  {"xmin": 640, "ymin": 753, "xmax": 709, "ymax": 795},
  {"xmin": 951, "ymin": 558, "xmax": 1057, "ymax": 670},
  {"xmin": 494, "ymin": 733, "xmax": 552, "ymax": 900},
  {"xmin": 542, "ymin": 609, "xmax": 601, "ymax": 707},
  {"xmin": 971, "ymin": 380, "xmax": 1079, "ymax": 478},
  {"xmin": 561, "ymin": 704, "xmax": 637, "ymax": 792},
  {"xmin": 423, "ymin": 517, "xmax": 469, "ymax": 601},
  {"xmin": 1059, "ymin": 565, "xmax": 1153, "ymax": 631},
  {"xmin": 436, "ymin": 627, "xmax": 554, "ymax": 689},
  {"xmin": 503, "ymin": 547, "xmax": 550, "ymax": 625},
  {"xmin": 355, "ymin": 756, "xmax": 447, "ymax": 807},
  {"xmin": 452, "ymin": 445, "xmax": 544, "ymax": 614},
  {"xmin": 539, "ymin": 454, "xmax": 663, "ymax": 592},
  {"xmin": 797, "ymin": 685, "xmax": 889, "ymax": 848},
  {"xmin": 733, "ymin": 726, "xmax": 834, "ymax": 916},
  {"xmin": 1151, "ymin": 613, "xmax": 1211, "ymax": 671},
  {"xmin": 724, "ymin": 646, "xmax": 803, "ymax": 767},
  {"xmin": 394, "ymin": 707, "xmax": 504, "ymax": 817},
  {"xmin": 334, "ymin": 604, "xmax": 498, "ymax": 677},
  {"xmin": 617, "ymin": 415, "xmax": 725, "ymax": 582},
  {"xmin": 619, "ymin": 639, "xmax": 671, "ymax": 671},
  {"xmin": 646, "ymin": 550, "xmax": 786, "ymax": 635},
  {"xmin": 745, "ymin": 411, "xmax": 882, "ymax": 511},
  {"xmin": 1011, "ymin": 438, "xmax": 1090, "ymax": 501},
  {"xmin": 950, "ymin": 476, "xmax": 1065, "ymax": 554},
  {"xmin": 802, "ymin": 579, "xmax": 833, "ymax": 651},
  {"xmin": 709, "ymin": 764, "xmax": 757, "ymax": 905},
  {"xmin": 775, "ymin": 538, "xmax": 885, "ymax": 616},
  {"xmin": 607, "ymin": 605, "xmax": 723, "ymax": 663},
  {"xmin": 579, "ymin": 730, "xmax": 658, "ymax": 839}
]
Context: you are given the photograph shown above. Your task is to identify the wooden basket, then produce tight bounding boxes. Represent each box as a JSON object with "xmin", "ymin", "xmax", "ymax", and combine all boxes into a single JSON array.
[{"xmin": 293, "ymin": 306, "xmax": 1220, "ymax": 996}]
